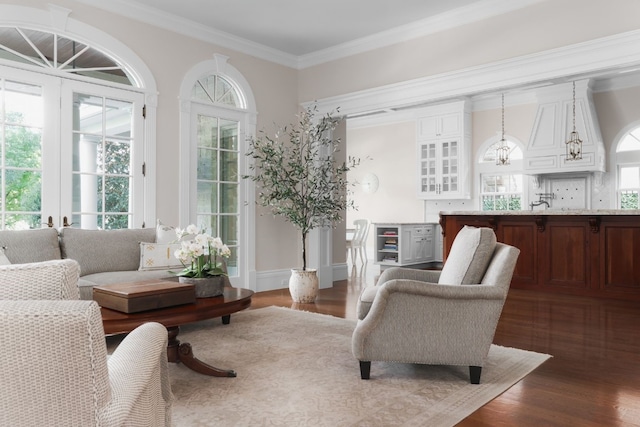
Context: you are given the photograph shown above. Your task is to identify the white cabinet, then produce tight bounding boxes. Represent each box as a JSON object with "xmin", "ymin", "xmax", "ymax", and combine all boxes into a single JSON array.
[
  {"xmin": 375, "ymin": 223, "xmax": 435, "ymax": 267},
  {"xmin": 434, "ymin": 224, "xmax": 443, "ymax": 263},
  {"xmin": 417, "ymin": 100, "xmax": 471, "ymax": 199}
]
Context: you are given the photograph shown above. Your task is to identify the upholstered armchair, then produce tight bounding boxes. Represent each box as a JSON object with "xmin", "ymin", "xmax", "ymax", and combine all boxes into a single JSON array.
[
  {"xmin": 0, "ymin": 300, "xmax": 173, "ymax": 426},
  {"xmin": 0, "ymin": 258, "xmax": 80, "ymax": 300},
  {"xmin": 0, "ymin": 259, "xmax": 173, "ymax": 426},
  {"xmin": 352, "ymin": 226, "xmax": 520, "ymax": 384}
]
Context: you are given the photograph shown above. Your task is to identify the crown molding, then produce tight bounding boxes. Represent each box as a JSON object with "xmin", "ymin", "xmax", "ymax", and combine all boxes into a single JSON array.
[
  {"xmin": 309, "ymin": 29, "xmax": 640, "ymax": 119},
  {"xmin": 75, "ymin": 0, "xmax": 544, "ymax": 70},
  {"xmin": 74, "ymin": 0, "xmax": 300, "ymax": 68},
  {"xmin": 297, "ymin": 0, "xmax": 544, "ymax": 69}
]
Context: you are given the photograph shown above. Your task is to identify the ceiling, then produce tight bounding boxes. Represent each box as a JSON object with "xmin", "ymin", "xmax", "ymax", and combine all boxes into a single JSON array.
[{"xmin": 78, "ymin": 0, "xmax": 541, "ymax": 67}]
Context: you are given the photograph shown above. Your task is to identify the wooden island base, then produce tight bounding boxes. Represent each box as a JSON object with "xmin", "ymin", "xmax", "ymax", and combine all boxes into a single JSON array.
[{"xmin": 440, "ymin": 211, "xmax": 640, "ymax": 301}]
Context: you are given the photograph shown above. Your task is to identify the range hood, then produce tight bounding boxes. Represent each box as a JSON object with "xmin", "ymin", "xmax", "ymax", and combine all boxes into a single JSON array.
[{"xmin": 524, "ymin": 79, "xmax": 605, "ymax": 176}]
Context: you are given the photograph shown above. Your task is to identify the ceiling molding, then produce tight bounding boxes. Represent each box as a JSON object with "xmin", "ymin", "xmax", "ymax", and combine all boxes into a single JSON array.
[
  {"xmin": 309, "ymin": 29, "xmax": 640, "ymax": 119},
  {"xmin": 298, "ymin": 0, "xmax": 544, "ymax": 69},
  {"xmin": 75, "ymin": 0, "xmax": 544, "ymax": 70},
  {"xmin": 74, "ymin": 0, "xmax": 300, "ymax": 68}
]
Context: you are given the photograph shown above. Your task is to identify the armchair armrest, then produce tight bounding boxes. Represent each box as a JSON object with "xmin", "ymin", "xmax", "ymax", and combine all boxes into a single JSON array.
[
  {"xmin": 103, "ymin": 322, "xmax": 173, "ymax": 426},
  {"xmin": 376, "ymin": 267, "xmax": 441, "ymax": 286},
  {"xmin": 0, "ymin": 259, "xmax": 80, "ymax": 300}
]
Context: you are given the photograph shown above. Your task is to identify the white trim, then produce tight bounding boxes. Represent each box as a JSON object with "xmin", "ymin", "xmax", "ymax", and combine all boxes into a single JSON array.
[
  {"xmin": 308, "ymin": 30, "xmax": 640, "ymax": 117},
  {"xmin": 298, "ymin": 0, "xmax": 545, "ymax": 69},
  {"xmin": 74, "ymin": 0, "xmax": 544, "ymax": 70},
  {"xmin": 178, "ymin": 56, "xmax": 257, "ymax": 291},
  {"xmin": 0, "ymin": 4, "xmax": 158, "ymax": 228}
]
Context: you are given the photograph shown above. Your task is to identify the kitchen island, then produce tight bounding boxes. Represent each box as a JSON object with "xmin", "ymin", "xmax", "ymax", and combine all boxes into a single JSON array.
[{"xmin": 440, "ymin": 210, "xmax": 640, "ymax": 301}]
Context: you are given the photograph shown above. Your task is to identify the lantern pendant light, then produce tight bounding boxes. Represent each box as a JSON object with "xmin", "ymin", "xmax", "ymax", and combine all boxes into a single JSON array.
[
  {"xmin": 566, "ymin": 81, "xmax": 583, "ymax": 161},
  {"xmin": 496, "ymin": 93, "xmax": 510, "ymax": 165}
]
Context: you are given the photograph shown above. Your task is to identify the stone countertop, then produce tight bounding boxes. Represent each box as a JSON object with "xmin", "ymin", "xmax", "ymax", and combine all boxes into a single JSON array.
[{"xmin": 439, "ymin": 209, "xmax": 640, "ymax": 216}]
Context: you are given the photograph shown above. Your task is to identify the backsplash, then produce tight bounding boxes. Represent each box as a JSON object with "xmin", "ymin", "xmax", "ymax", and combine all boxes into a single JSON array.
[{"xmin": 549, "ymin": 176, "xmax": 589, "ymax": 210}]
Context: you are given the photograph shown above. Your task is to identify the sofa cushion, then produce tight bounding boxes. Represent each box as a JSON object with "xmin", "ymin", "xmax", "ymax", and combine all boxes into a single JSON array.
[
  {"xmin": 438, "ymin": 226, "xmax": 496, "ymax": 285},
  {"xmin": 60, "ymin": 228, "xmax": 156, "ymax": 276},
  {"xmin": 0, "ymin": 228, "xmax": 62, "ymax": 264}
]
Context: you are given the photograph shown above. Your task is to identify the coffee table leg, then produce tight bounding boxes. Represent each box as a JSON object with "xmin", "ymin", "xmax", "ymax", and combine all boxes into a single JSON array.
[{"xmin": 166, "ymin": 326, "xmax": 236, "ymax": 377}]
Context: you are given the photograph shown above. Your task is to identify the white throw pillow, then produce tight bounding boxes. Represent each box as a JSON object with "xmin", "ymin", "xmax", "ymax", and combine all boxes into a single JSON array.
[
  {"xmin": 138, "ymin": 242, "xmax": 183, "ymax": 270},
  {"xmin": 0, "ymin": 247, "xmax": 11, "ymax": 265},
  {"xmin": 438, "ymin": 226, "xmax": 496, "ymax": 285},
  {"xmin": 156, "ymin": 219, "xmax": 177, "ymax": 244}
]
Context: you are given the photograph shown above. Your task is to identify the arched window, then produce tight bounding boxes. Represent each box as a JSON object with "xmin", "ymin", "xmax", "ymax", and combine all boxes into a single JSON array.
[
  {"xmin": 477, "ymin": 138, "xmax": 525, "ymax": 211},
  {"xmin": 615, "ymin": 126, "xmax": 640, "ymax": 209},
  {"xmin": 179, "ymin": 55, "xmax": 257, "ymax": 289},
  {"xmin": 0, "ymin": 6, "xmax": 156, "ymax": 230},
  {"xmin": 0, "ymin": 27, "xmax": 136, "ymax": 86}
]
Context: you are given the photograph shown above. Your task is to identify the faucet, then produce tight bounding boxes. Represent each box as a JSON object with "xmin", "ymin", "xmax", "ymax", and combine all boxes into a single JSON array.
[
  {"xmin": 530, "ymin": 200, "xmax": 550, "ymax": 209},
  {"xmin": 530, "ymin": 193, "xmax": 555, "ymax": 210}
]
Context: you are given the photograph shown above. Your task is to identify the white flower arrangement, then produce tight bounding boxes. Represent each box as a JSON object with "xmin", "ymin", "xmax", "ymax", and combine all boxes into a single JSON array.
[{"xmin": 173, "ymin": 224, "xmax": 231, "ymax": 278}]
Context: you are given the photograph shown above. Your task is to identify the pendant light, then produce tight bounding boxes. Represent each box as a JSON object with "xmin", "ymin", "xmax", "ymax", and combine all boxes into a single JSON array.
[
  {"xmin": 565, "ymin": 81, "xmax": 583, "ymax": 160},
  {"xmin": 496, "ymin": 93, "xmax": 510, "ymax": 165}
]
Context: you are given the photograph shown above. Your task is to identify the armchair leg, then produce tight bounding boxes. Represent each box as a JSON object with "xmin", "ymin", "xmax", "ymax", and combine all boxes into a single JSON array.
[
  {"xmin": 469, "ymin": 366, "xmax": 482, "ymax": 384},
  {"xmin": 359, "ymin": 361, "xmax": 371, "ymax": 379}
]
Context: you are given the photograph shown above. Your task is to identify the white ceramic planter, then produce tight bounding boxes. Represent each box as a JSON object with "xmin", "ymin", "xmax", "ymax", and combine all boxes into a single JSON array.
[{"xmin": 288, "ymin": 269, "xmax": 319, "ymax": 303}]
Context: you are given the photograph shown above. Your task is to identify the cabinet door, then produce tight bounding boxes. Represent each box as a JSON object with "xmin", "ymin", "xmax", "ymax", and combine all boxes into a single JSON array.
[
  {"xmin": 418, "ymin": 112, "xmax": 461, "ymax": 138},
  {"xmin": 439, "ymin": 139, "xmax": 459, "ymax": 196},
  {"xmin": 439, "ymin": 112, "xmax": 461, "ymax": 137},
  {"xmin": 419, "ymin": 141, "xmax": 438, "ymax": 196}
]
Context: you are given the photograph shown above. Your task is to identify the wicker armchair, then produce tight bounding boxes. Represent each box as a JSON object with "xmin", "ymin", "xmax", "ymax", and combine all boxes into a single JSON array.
[
  {"xmin": 352, "ymin": 226, "xmax": 520, "ymax": 384},
  {"xmin": 0, "ymin": 258, "xmax": 80, "ymax": 300},
  {"xmin": 0, "ymin": 259, "xmax": 173, "ymax": 426}
]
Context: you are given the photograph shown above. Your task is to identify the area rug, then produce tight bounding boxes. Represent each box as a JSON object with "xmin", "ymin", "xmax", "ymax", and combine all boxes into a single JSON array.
[{"xmin": 136, "ymin": 306, "xmax": 550, "ymax": 426}]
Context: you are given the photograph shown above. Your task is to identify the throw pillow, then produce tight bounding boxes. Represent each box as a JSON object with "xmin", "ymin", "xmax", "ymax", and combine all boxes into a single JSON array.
[
  {"xmin": 156, "ymin": 219, "xmax": 177, "ymax": 244},
  {"xmin": 438, "ymin": 226, "xmax": 497, "ymax": 285},
  {"xmin": 0, "ymin": 247, "xmax": 11, "ymax": 265},
  {"xmin": 138, "ymin": 242, "xmax": 183, "ymax": 271}
]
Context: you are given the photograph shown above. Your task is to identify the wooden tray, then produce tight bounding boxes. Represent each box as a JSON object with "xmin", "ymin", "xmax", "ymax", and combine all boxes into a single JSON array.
[{"xmin": 93, "ymin": 279, "xmax": 196, "ymax": 313}]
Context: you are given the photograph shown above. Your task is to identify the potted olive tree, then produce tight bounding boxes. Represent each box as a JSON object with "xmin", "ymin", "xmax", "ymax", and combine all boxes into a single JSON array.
[{"xmin": 244, "ymin": 105, "xmax": 359, "ymax": 303}]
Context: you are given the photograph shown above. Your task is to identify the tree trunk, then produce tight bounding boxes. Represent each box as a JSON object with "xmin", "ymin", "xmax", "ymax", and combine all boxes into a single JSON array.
[{"xmin": 301, "ymin": 231, "xmax": 307, "ymax": 271}]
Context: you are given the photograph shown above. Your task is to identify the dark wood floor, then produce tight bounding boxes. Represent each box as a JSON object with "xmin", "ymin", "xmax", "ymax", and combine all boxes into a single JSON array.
[{"xmin": 250, "ymin": 262, "xmax": 640, "ymax": 427}]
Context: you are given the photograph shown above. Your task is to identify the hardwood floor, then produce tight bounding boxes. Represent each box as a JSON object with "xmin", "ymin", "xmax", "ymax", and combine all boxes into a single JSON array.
[{"xmin": 250, "ymin": 262, "xmax": 640, "ymax": 427}]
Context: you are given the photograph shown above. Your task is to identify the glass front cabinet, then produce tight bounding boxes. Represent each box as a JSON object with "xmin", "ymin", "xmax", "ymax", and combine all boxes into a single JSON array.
[{"xmin": 417, "ymin": 100, "xmax": 472, "ymax": 199}]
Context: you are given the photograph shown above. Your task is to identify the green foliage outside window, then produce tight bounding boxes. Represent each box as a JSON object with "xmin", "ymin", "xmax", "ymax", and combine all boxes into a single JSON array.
[
  {"xmin": 620, "ymin": 191, "xmax": 639, "ymax": 209},
  {"xmin": 3, "ymin": 113, "xmax": 42, "ymax": 229}
]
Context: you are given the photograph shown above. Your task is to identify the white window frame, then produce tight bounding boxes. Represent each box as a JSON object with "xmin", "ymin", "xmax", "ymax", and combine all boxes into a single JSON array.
[
  {"xmin": 179, "ymin": 55, "xmax": 257, "ymax": 290},
  {"xmin": 613, "ymin": 122, "xmax": 640, "ymax": 209},
  {"xmin": 0, "ymin": 5, "xmax": 158, "ymax": 227}
]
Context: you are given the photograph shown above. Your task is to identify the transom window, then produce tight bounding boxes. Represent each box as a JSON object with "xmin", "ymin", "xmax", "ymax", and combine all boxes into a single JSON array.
[
  {"xmin": 0, "ymin": 27, "xmax": 135, "ymax": 86},
  {"xmin": 616, "ymin": 126, "xmax": 640, "ymax": 209},
  {"xmin": 478, "ymin": 138, "xmax": 524, "ymax": 211}
]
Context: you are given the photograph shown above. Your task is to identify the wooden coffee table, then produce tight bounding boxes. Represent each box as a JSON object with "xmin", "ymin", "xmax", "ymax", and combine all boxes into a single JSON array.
[{"xmin": 100, "ymin": 286, "xmax": 253, "ymax": 377}]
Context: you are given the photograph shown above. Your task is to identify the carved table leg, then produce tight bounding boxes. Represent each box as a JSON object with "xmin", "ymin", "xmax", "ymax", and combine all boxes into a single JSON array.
[{"xmin": 166, "ymin": 326, "xmax": 236, "ymax": 377}]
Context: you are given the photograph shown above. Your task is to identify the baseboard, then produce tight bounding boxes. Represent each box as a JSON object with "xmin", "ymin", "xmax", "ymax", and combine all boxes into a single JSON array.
[{"xmin": 253, "ymin": 263, "xmax": 348, "ymax": 293}]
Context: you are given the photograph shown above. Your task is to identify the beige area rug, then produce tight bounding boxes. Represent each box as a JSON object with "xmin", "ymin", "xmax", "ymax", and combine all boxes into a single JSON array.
[{"xmin": 143, "ymin": 306, "xmax": 549, "ymax": 426}]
